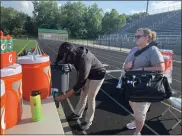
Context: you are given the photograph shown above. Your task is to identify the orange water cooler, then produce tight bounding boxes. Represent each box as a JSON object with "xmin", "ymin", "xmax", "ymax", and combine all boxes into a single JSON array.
[
  {"xmin": 160, "ymin": 49, "xmax": 174, "ymax": 84},
  {"xmin": 17, "ymin": 54, "xmax": 51, "ymax": 101},
  {"xmin": 0, "ymin": 80, "xmax": 6, "ymax": 134},
  {"xmin": 0, "ymin": 63, "xmax": 23, "ymax": 129}
]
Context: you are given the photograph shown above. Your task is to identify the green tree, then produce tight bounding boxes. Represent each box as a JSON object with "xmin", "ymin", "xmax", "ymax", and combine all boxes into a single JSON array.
[
  {"xmin": 1, "ymin": 2, "xmax": 147, "ymax": 39},
  {"xmin": 0, "ymin": 6, "xmax": 28, "ymax": 36},
  {"xmin": 85, "ymin": 3, "xmax": 103, "ymax": 38},
  {"xmin": 60, "ymin": 1, "xmax": 87, "ymax": 38},
  {"xmin": 101, "ymin": 9, "xmax": 126, "ymax": 34},
  {"xmin": 32, "ymin": 1, "xmax": 61, "ymax": 29}
]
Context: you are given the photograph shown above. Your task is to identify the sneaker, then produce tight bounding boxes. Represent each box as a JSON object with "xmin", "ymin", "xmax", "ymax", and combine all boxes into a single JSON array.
[
  {"xmin": 67, "ymin": 113, "xmax": 81, "ymax": 121},
  {"xmin": 133, "ymin": 132, "xmax": 141, "ymax": 135},
  {"xmin": 126, "ymin": 120, "xmax": 136, "ymax": 129},
  {"xmin": 81, "ymin": 122, "xmax": 92, "ymax": 130}
]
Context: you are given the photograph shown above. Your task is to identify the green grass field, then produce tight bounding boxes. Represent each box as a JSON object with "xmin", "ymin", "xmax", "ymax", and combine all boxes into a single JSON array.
[{"xmin": 13, "ymin": 39, "xmax": 37, "ymax": 55}]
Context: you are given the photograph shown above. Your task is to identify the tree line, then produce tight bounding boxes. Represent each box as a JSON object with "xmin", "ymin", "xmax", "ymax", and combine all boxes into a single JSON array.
[{"xmin": 0, "ymin": 1, "xmax": 147, "ymax": 39}]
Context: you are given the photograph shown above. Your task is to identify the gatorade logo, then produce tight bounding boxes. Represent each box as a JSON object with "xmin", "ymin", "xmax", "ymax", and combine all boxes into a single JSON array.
[
  {"xmin": 1, "ymin": 44, "xmax": 5, "ymax": 51},
  {"xmin": 44, "ymin": 66, "xmax": 51, "ymax": 85},
  {"xmin": 9, "ymin": 54, "xmax": 12, "ymax": 63},
  {"xmin": 20, "ymin": 80, "xmax": 22, "ymax": 95},
  {"xmin": 1, "ymin": 107, "xmax": 6, "ymax": 131},
  {"xmin": 48, "ymin": 66, "xmax": 51, "ymax": 84},
  {"xmin": 13, "ymin": 80, "xmax": 22, "ymax": 98},
  {"xmin": 8, "ymin": 43, "xmax": 12, "ymax": 49}
]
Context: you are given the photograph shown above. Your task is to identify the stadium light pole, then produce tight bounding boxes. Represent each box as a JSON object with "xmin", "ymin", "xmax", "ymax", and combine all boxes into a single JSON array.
[{"xmin": 146, "ymin": 0, "xmax": 149, "ymax": 14}]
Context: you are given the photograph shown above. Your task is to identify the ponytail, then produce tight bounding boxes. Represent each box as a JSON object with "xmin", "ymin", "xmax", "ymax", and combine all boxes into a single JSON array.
[{"xmin": 151, "ymin": 31, "xmax": 156, "ymax": 41}]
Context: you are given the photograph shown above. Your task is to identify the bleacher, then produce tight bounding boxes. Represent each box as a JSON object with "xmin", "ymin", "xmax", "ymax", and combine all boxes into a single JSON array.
[
  {"xmin": 153, "ymin": 10, "xmax": 181, "ymax": 33},
  {"xmin": 96, "ymin": 9, "xmax": 181, "ymax": 55},
  {"xmin": 124, "ymin": 11, "xmax": 177, "ymax": 33}
]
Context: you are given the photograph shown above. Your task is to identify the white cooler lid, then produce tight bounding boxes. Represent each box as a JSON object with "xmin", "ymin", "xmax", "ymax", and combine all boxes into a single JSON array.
[
  {"xmin": 163, "ymin": 55, "xmax": 170, "ymax": 60},
  {"xmin": 0, "ymin": 63, "xmax": 22, "ymax": 78},
  {"xmin": 0, "ymin": 79, "xmax": 5, "ymax": 96},
  {"xmin": 17, "ymin": 55, "xmax": 50, "ymax": 64},
  {"xmin": 160, "ymin": 49, "xmax": 173, "ymax": 53}
]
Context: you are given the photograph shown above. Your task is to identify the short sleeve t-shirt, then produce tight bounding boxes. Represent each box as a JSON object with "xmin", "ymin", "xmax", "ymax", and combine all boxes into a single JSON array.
[{"xmin": 124, "ymin": 46, "xmax": 164, "ymax": 69}]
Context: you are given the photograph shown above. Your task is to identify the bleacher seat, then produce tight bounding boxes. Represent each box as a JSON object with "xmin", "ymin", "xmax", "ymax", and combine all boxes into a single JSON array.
[
  {"xmin": 153, "ymin": 10, "xmax": 181, "ymax": 33},
  {"xmin": 124, "ymin": 10, "xmax": 180, "ymax": 33},
  {"xmin": 96, "ymin": 9, "xmax": 181, "ymax": 50}
]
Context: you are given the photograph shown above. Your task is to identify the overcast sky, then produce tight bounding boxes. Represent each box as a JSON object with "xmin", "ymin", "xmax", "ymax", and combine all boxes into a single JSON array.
[{"xmin": 1, "ymin": 1, "xmax": 181, "ymax": 17}]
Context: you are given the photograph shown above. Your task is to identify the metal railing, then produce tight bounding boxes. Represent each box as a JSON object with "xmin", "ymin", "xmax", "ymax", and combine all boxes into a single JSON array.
[
  {"xmin": 61, "ymin": 38, "xmax": 181, "ymax": 61},
  {"xmin": 98, "ymin": 33, "xmax": 181, "ymax": 42},
  {"xmin": 148, "ymin": 5, "xmax": 181, "ymax": 15}
]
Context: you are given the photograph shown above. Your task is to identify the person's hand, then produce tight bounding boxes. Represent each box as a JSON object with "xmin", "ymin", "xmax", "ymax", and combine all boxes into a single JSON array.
[
  {"xmin": 62, "ymin": 64, "xmax": 71, "ymax": 72},
  {"xmin": 52, "ymin": 62, "xmax": 57, "ymax": 66},
  {"xmin": 55, "ymin": 95, "xmax": 67, "ymax": 102},
  {"xmin": 124, "ymin": 61, "xmax": 133, "ymax": 70}
]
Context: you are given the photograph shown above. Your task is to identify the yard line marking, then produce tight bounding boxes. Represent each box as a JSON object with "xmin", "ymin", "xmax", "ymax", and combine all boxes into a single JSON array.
[
  {"xmin": 17, "ymin": 40, "xmax": 31, "ymax": 56},
  {"xmin": 43, "ymin": 42, "xmax": 181, "ymax": 135},
  {"xmin": 44, "ymin": 42, "xmax": 182, "ymax": 112},
  {"xmin": 100, "ymin": 88, "xmax": 159, "ymax": 135},
  {"xmin": 50, "ymin": 44, "xmax": 181, "ymax": 84},
  {"xmin": 48, "ymin": 43, "xmax": 181, "ymax": 94},
  {"xmin": 57, "ymin": 103, "xmax": 73, "ymax": 135},
  {"xmin": 63, "ymin": 92, "xmax": 87, "ymax": 135}
]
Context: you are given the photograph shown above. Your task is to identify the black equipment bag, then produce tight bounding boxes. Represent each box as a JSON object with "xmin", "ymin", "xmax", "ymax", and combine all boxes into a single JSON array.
[
  {"xmin": 121, "ymin": 42, "xmax": 172, "ymax": 102},
  {"xmin": 122, "ymin": 70, "xmax": 172, "ymax": 102}
]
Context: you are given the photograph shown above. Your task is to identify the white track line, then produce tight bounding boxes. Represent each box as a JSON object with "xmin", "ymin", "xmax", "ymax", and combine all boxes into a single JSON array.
[
  {"xmin": 49, "ymin": 44, "xmax": 182, "ymax": 93},
  {"xmin": 51, "ymin": 44, "xmax": 181, "ymax": 82},
  {"xmin": 47, "ymin": 43, "xmax": 181, "ymax": 94},
  {"xmin": 74, "ymin": 44, "xmax": 181, "ymax": 75},
  {"xmin": 100, "ymin": 89, "xmax": 159, "ymax": 135},
  {"xmin": 73, "ymin": 41, "xmax": 181, "ymax": 64},
  {"xmin": 57, "ymin": 102, "xmax": 73, "ymax": 135},
  {"xmin": 85, "ymin": 47, "xmax": 181, "ymax": 79},
  {"xmin": 63, "ymin": 92, "xmax": 87, "ymax": 135},
  {"xmin": 43, "ymin": 43, "xmax": 161, "ymax": 135}
]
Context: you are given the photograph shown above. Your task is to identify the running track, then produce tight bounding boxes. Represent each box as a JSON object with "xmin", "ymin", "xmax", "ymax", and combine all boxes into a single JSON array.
[{"xmin": 38, "ymin": 39, "xmax": 181, "ymax": 135}]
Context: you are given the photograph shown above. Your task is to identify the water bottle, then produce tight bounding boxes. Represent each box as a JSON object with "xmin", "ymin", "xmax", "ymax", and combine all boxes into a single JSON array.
[
  {"xmin": 116, "ymin": 63, "xmax": 125, "ymax": 89},
  {"xmin": 30, "ymin": 90, "xmax": 42, "ymax": 122},
  {"xmin": 51, "ymin": 88, "xmax": 60, "ymax": 108}
]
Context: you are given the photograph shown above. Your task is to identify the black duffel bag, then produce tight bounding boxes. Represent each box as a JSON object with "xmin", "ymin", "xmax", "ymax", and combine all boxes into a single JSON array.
[{"xmin": 122, "ymin": 70, "xmax": 172, "ymax": 102}]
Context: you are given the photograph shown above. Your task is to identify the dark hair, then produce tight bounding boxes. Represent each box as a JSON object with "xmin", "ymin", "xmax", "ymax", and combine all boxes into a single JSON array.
[
  {"xmin": 55, "ymin": 42, "xmax": 77, "ymax": 64},
  {"xmin": 58, "ymin": 42, "xmax": 76, "ymax": 54}
]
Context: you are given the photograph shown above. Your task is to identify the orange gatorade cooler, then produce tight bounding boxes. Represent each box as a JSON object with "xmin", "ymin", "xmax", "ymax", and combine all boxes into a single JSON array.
[
  {"xmin": 160, "ymin": 49, "xmax": 173, "ymax": 72},
  {"xmin": 1, "ymin": 63, "xmax": 23, "ymax": 129},
  {"xmin": 17, "ymin": 54, "xmax": 51, "ymax": 101},
  {"xmin": 160, "ymin": 49, "xmax": 173, "ymax": 84},
  {"xmin": 0, "ymin": 80, "xmax": 6, "ymax": 135},
  {"xmin": 0, "ymin": 51, "xmax": 17, "ymax": 69}
]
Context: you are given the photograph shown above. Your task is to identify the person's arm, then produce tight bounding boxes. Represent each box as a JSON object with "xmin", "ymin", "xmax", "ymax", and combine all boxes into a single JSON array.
[
  {"xmin": 72, "ymin": 56, "xmax": 92, "ymax": 92},
  {"xmin": 124, "ymin": 61, "xmax": 133, "ymax": 70},
  {"xmin": 55, "ymin": 89, "xmax": 75, "ymax": 102},
  {"xmin": 135, "ymin": 63, "xmax": 165, "ymax": 71},
  {"xmin": 55, "ymin": 56, "xmax": 92, "ymax": 102}
]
